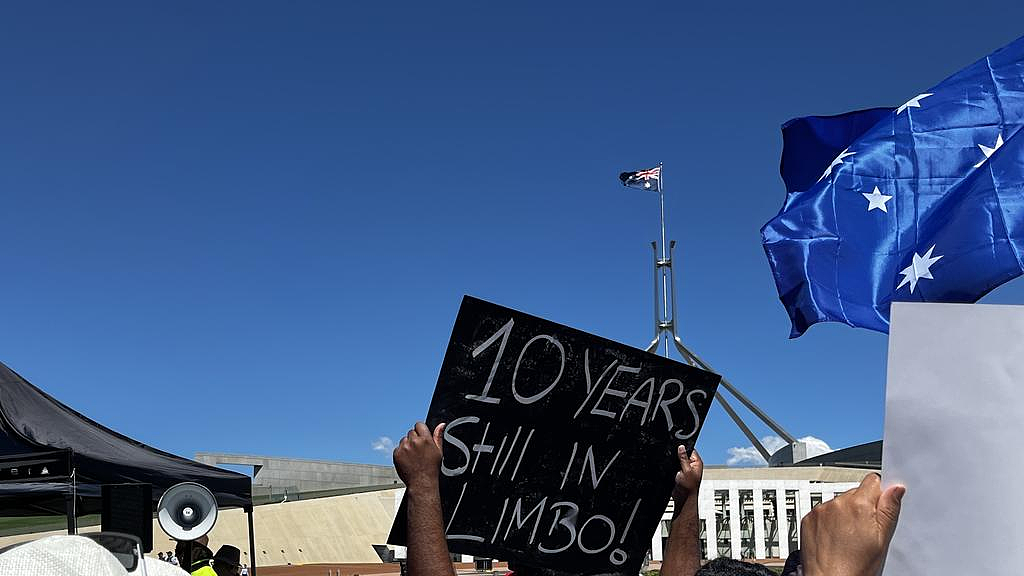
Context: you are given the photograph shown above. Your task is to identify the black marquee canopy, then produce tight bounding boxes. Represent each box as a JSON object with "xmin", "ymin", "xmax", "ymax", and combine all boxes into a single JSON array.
[{"xmin": 0, "ymin": 361, "xmax": 251, "ymax": 517}]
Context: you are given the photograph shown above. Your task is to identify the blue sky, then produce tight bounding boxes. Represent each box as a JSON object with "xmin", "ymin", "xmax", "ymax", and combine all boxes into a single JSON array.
[{"xmin": 2, "ymin": 1, "xmax": 1023, "ymax": 467}]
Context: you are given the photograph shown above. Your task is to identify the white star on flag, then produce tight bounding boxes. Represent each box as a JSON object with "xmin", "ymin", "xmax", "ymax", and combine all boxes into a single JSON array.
[
  {"xmin": 974, "ymin": 133, "xmax": 1004, "ymax": 168},
  {"xmin": 817, "ymin": 148, "xmax": 856, "ymax": 183},
  {"xmin": 862, "ymin": 186, "xmax": 893, "ymax": 212},
  {"xmin": 897, "ymin": 245, "xmax": 943, "ymax": 293},
  {"xmin": 896, "ymin": 93, "xmax": 932, "ymax": 115}
]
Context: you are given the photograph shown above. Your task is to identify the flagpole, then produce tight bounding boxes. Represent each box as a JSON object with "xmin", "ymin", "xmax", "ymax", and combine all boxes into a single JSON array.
[
  {"xmin": 628, "ymin": 161, "xmax": 797, "ymax": 463},
  {"xmin": 658, "ymin": 162, "xmax": 669, "ymax": 356},
  {"xmin": 659, "ymin": 162, "xmax": 667, "ymax": 263}
]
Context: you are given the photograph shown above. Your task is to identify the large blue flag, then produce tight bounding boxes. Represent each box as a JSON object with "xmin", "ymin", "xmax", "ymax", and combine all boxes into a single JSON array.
[{"xmin": 762, "ymin": 35, "xmax": 1024, "ymax": 337}]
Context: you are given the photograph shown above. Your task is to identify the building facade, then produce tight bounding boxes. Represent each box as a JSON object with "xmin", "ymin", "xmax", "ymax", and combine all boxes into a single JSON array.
[{"xmin": 651, "ymin": 477, "xmax": 861, "ymax": 562}]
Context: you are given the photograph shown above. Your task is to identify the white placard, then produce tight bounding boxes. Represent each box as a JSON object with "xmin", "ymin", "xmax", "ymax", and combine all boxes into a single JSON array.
[{"xmin": 883, "ymin": 302, "xmax": 1024, "ymax": 575}]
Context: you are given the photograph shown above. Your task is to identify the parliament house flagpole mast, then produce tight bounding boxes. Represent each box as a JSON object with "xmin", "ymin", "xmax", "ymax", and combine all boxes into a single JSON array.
[
  {"xmin": 625, "ymin": 163, "xmax": 796, "ymax": 463},
  {"xmin": 658, "ymin": 162, "xmax": 670, "ymax": 357}
]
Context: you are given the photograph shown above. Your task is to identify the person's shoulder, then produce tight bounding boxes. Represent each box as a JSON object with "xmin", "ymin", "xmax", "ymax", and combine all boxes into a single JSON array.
[{"xmin": 143, "ymin": 557, "xmax": 190, "ymax": 576}]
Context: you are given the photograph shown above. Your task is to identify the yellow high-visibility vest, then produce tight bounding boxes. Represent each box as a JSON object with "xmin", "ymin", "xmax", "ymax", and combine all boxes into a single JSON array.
[{"xmin": 192, "ymin": 564, "xmax": 218, "ymax": 576}]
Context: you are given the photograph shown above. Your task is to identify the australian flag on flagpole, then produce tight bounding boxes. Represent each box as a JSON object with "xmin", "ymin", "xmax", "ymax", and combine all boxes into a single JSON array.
[
  {"xmin": 762, "ymin": 34, "xmax": 1024, "ymax": 337},
  {"xmin": 620, "ymin": 165, "xmax": 662, "ymax": 192}
]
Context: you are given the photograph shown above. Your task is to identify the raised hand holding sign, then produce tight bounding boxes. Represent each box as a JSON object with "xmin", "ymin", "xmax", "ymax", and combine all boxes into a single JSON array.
[{"xmin": 389, "ymin": 296, "xmax": 720, "ymax": 575}]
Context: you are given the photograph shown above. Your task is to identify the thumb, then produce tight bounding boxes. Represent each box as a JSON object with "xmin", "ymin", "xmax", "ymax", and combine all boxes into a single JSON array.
[
  {"xmin": 433, "ymin": 422, "xmax": 447, "ymax": 449},
  {"xmin": 677, "ymin": 445, "xmax": 690, "ymax": 473},
  {"xmin": 689, "ymin": 448, "xmax": 703, "ymax": 468},
  {"xmin": 876, "ymin": 485, "xmax": 906, "ymax": 542}
]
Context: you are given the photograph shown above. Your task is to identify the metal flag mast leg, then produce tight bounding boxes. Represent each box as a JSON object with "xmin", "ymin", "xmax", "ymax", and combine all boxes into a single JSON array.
[
  {"xmin": 658, "ymin": 163, "xmax": 670, "ymax": 357},
  {"xmin": 642, "ymin": 164, "xmax": 796, "ymax": 463}
]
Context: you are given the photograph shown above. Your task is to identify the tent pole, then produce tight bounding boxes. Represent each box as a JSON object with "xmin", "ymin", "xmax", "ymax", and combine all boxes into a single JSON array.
[
  {"xmin": 247, "ymin": 506, "xmax": 257, "ymax": 576},
  {"xmin": 65, "ymin": 493, "xmax": 75, "ymax": 535},
  {"xmin": 66, "ymin": 463, "xmax": 77, "ymax": 534}
]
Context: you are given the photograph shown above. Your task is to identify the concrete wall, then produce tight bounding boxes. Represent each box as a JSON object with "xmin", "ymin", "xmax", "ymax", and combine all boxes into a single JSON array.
[
  {"xmin": 195, "ymin": 453, "xmax": 402, "ymax": 495},
  {"xmin": 174, "ymin": 488, "xmax": 402, "ymax": 566}
]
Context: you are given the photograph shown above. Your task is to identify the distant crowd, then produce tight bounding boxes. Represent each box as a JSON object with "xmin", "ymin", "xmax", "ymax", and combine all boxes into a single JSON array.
[{"xmin": 156, "ymin": 550, "xmax": 179, "ymax": 566}]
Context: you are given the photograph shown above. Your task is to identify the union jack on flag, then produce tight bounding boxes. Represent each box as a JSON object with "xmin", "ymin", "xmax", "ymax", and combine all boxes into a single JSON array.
[{"xmin": 619, "ymin": 165, "xmax": 662, "ymax": 192}]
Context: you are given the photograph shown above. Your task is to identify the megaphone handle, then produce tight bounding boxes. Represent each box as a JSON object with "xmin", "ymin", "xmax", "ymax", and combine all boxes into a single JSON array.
[{"xmin": 184, "ymin": 541, "xmax": 192, "ymax": 572}]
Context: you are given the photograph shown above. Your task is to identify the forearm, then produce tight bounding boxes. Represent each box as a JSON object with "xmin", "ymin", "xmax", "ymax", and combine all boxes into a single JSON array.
[
  {"xmin": 405, "ymin": 485, "xmax": 457, "ymax": 576},
  {"xmin": 661, "ymin": 496, "xmax": 701, "ymax": 576}
]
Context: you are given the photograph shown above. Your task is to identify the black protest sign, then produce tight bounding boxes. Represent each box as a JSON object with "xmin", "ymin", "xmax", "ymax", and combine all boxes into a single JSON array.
[{"xmin": 389, "ymin": 296, "xmax": 720, "ymax": 574}]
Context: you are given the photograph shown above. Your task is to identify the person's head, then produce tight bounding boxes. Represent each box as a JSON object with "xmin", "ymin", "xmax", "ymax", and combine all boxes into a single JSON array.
[
  {"xmin": 780, "ymin": 549, "xmax": 801, "ymax": 576},
  {"xmin": 175, "ymin": 539, "xmax": 213, "ymax": 571},
  {"xmin": 695, "ymin": 558, "xmax": 776, "ymax": 576},
  {"xmin": 212, "ymin": 545, "xmax": 242, "ymax": 576}
]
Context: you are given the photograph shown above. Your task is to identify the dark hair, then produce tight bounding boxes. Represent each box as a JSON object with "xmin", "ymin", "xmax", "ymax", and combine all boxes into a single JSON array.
[
  {"xmin": 175, "ymin": 541, "xmax": 213, "ymax": 569},
  {"xmin": 695, "ymin": 558, "xmax": 776, "ymax": 576},
  {"xmin": 780, "ymin": 549, "xmax": 801, "ymax": 576}
]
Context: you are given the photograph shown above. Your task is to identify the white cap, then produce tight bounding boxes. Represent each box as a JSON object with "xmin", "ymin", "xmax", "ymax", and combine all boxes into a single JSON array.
[{"xmin": 0, "ymin": 535, "xmax": 127, "ymax": 576}]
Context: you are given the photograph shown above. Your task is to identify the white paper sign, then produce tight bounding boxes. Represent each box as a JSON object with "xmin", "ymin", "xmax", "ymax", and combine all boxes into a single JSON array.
[{"xmin": 883, "ymin": 302, "xmax": 1024, "ymax": 576}]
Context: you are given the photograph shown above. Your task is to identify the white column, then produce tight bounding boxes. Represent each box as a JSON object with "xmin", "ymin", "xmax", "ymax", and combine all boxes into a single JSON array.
[
  {"xmin": 775, "ymin": 483, "xmax": 789, "ymax": 559},
  {"xmin": 752, "ymin": 486, "xmax": 766, "ymax": 560},
  {"xmin": 728, "ymin": 486, "xmax": 741, "ymax": 559},
  {"xmin": 822, "ymin": 490, "xmax": 835, "ymax": 503},
  {"xmin": 797, "ymin": 483, "xmax": 812, "ymax": 547},
  {"xmin": 650, "ymin": 515, "xmax": 664, "ymax": 562},
  {"xmin": 702, "ymin": 481, "xmax": 718, "ymax": 560}
]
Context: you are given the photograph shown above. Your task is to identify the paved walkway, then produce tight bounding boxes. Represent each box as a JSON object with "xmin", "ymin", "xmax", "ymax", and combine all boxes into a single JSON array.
[{"xmin": 255, "ymin": 562, "xmax": 509, "ymax": 576}]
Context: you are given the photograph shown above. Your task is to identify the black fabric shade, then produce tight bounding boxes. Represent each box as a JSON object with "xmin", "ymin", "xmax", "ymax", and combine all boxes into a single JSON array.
[{"xmin": 0, "ymin": 361, "xmax": 251, "ymax": 516}]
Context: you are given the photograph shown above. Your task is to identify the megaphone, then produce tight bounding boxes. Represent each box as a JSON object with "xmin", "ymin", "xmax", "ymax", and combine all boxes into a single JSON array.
[{"xmin": 157, "ymin": 482, "xmax": 218, "ymax": 541}]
